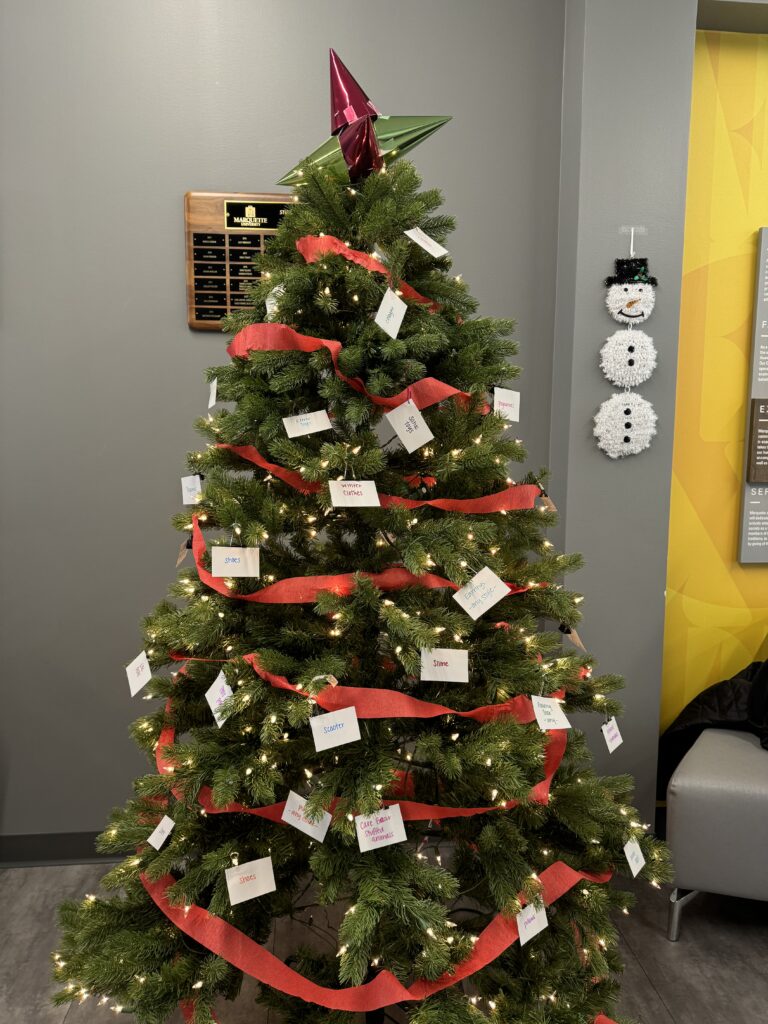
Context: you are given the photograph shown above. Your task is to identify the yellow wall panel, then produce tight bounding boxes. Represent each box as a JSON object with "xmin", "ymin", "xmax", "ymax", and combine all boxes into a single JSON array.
[{"xmin": 662, "ymin": 31, "xmax": 768, "ymax": 731}]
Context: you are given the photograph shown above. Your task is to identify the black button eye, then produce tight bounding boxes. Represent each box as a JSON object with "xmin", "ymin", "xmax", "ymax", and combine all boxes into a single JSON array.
[
  {"xmin": 639, "ymin": 287, "xmax": 643, "ymax": 292},
  {"xmin": 624, "ymin": 287, "xmax": 628, "ymax": 292}
]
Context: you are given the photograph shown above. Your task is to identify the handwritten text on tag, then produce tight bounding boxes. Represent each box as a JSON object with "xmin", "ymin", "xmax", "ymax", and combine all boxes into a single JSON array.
[
  {"xmin": 385, "ymin": 400, "xmax": 434, "ymax": 454},
  {"xmin": 452, "ymin": 566, "xmax": 510, "ymax": 620},
  {"xmin": 329, "ymin": 480, "xmax": 380, "ymax": 507},
  {"xmin": 126, "ymin": 650, "xmax": 151, "ymax": 697},
  {"xmin": 282, "ymin": 409, "xmax": 333, "ymax": 438},
  {"xmin": 310, "ymin": 706, "xmax": 361, "ymax": 752},
  {"xmin": 420, "ymin": 647, "xmax": 469, "ymax": 682},
  {"xmin": 281, "ymin": 791, "xmax": 332, "ymax": 842},
  {"xmin": 225, "ymin": 856, "xmax": 276, "ymax": 906},
  {"xmin": 355, "ymin": 804, "xmax": 407, "ymax": 853},
  {"xmin": 205, "ymin": 671, "xmax": 234, "ymax": 728},
  {"xmin": 531, "ymin": 695, "xmax": 572, "ymax": 731},
  {"xmin": 374, "ymin": 288, "xmax": 407, "ymax": 339},
  {"xmin": 211, "ymin": 546, "xmax": 260, "ymax": 578}
]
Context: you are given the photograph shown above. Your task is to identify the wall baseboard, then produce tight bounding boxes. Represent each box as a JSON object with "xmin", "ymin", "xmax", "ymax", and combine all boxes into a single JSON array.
[{"xmin": 0, "ymin": 832, "xmax": 114, "ymax": 867}]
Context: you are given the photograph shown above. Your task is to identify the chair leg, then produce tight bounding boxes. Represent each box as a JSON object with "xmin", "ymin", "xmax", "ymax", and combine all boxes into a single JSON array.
[{"xmin": 667, "ymin": 887, "xmax": 699, "ymax": 941}]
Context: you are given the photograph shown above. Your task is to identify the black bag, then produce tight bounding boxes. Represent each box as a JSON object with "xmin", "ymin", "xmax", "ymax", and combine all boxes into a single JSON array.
[{"xmin": 656, "ymin": 659, "xmax": 768, "ymax": 802}]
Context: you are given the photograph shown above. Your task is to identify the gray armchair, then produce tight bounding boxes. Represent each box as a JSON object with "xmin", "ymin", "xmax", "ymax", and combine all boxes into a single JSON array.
[{"xmin": 666, "ymin": 728, "xmax": 768, "ymax": 940}]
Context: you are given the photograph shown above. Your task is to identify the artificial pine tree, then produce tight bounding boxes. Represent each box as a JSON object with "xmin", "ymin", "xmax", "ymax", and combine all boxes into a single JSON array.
[{"xmin": 54, "ymin": 51, "xmax": 670, "ymax": 1024}]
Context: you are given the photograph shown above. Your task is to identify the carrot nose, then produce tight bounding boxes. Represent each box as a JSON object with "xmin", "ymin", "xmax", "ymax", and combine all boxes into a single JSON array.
[{"xmin": 625, "ymin": 298, "xmax": 640, "ymax": 308}]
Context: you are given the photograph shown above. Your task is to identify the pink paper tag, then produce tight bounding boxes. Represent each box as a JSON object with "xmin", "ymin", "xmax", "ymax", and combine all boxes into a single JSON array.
[{"xmin": 343, "ymin": 104, "xmax": 357, "ymax": 123}]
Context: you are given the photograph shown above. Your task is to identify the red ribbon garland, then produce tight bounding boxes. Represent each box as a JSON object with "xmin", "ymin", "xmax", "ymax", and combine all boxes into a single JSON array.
[
  {"xmin": 143, "ymin": 859, "xmax": 611, "ymax": 1012},
  {"xmin": 296, "ymin": 233, "xmax": 440, "ymax": 313},
  {"xmin": 227, "ymin": 322, "xmax": 481, "ymax": 413},
  {"xmin": 216, "ymin": 443, "xmax": 540, "ymax": 514},
  {"xmin": 191, "ymin": 517, "xmax": 530, "ymax": 603}
]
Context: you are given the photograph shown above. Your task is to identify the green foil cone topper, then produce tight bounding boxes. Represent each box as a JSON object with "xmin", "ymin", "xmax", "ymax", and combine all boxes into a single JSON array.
[{"xmin": 277, "ymin": 114, "xmax": 451, "ymax": 187}]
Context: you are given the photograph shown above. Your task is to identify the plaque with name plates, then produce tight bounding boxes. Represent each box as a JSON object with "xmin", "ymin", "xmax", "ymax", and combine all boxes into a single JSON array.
[{"xmin": 184, "ymin": 191, "xmax": 295, "ymax": 330}]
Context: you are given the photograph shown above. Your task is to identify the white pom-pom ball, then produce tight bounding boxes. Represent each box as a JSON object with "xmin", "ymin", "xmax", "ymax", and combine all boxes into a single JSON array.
[
  {"xmin": 593, "ymin": 392, "xmax": 657, "ymax": 458},
  {"xmin": 600, "ymin": 330, "xmax": 657, "ymax": 388}
]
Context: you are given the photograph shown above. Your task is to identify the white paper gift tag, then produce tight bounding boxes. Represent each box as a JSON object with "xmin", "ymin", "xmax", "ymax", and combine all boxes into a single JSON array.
[
  {"xmin": 181, "ymin": 475, "xmax": 203, "ymax": 506},
  {"xmin": 211, "ymin": 546, "xmax": 260, "ymax": 578},
  {"xmin": 493, "ymin": 386, "xmax": 521, "ymax": 423},
  {"xmin": 281, "ymin": 790, "xmax": 332, "ymax": 842},
  {"xmin": 452, "ymin": 567, "xmax": 510, "ymax": 620},
  {"xmin": 624, "ymin": 838, "xmax": 646, "ymax": 877},
  {"xmin": 310, "ymin": 706, "xmax": 361, "ymax": 752},
  {"xmin": 225, "ymin": 856, "xmax": 276, "ymax": 906},
  {"xmin": 126, "ymin": 650, "xmax": 151, "ymax": 697},
  {"xmin": 375, "ymin": 288, "xmax": 407, "ymax": 339},
  {"xmin": 420, "ymin": 647, "xmax": 469, "ymax": 682},
  {"xmin": 147, "ymin": 815, "xmax": 175, "ymax": 851},
  {"xmin": 205, "ymin": 671, "xmax": 234, "ymax": 728},
  {"xmin": 208, "ymin": 378, "xmax": 218, "ymax": 409},
  {"xmin": 329, "ymin": 480, "xmax": 380, "ymax": 507},
  {"xmin": 531, "ymin": 695, "xmax": 572, "ymax": 731},
  {"xmin": 355, "ymin": 804, "xmax": 407, "ymax": 853},
  {"xmin": 602, "ymin": 716, "xmax": 623, "ymax": 753},
  {"xmin": 283, "ymin": 409, "xmax": 332, "ymax": 439},
  {"xmin": 404, "ymin": 226, "xmax": 449, "ymax": 258},
  {"xmin": 517, "ymin": 903, "xmax": 548, "ymax": 945},
  {"xmin": 385, "ymin": 400, "xmax": 434, "ymax": 454}
]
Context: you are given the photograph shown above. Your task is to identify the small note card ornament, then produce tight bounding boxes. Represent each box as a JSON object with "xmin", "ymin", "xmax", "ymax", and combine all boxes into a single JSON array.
[{"xmin": 594, "ymin": 241, "xmax": 658, "ymax": 459}]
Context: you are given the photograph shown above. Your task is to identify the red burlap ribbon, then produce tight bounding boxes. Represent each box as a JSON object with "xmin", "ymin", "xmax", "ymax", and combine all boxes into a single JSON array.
[
  {"xmin": 143, "ymin": 858, "xmax": 611, "ymax": 1012},
  {"xmin": 216, "ymin": 443, "xmax": 540, "ymax": 513},
  {"xmin": 296, "ymin": 233, "xmax": 441, "ymax": 313},
  {"xmin": 227, "ymin": 322, "xmax": 480, "ymax": 413},
  {"xmin": 190, "ymin": 517, "xmax": 530, "ymax": 603}
]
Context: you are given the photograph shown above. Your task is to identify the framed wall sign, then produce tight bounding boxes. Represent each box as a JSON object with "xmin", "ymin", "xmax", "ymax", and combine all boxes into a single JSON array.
[
  {"xmin": 184, "ymin": 191, "xmax": 294, "ymax": 331},
  {"xmin": 738, "ymin": 226, "xmax": 768, "ymax": 563}
]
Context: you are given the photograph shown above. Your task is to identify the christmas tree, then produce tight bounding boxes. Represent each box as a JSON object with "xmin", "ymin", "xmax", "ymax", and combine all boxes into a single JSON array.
[{"xmin": 53, "ymin": 51, "xmax": 670, "ymax": 1024}]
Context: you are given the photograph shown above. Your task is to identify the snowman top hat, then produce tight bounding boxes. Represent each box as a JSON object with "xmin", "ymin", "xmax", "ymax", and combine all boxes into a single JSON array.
[{"xmin": 604, "ymin": 257, "xmax": 657, "ymax": 287}]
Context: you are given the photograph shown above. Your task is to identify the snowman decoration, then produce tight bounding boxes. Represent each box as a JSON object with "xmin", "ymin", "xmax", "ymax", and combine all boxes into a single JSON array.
[{"xmin": 593, "ymin": 256, "xmax": 658, "ymax": 458}]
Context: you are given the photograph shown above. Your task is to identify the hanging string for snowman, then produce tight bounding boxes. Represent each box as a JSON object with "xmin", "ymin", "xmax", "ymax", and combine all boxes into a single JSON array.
[{"xmin": 594, "ymin": 238, "xmax": 658, "ymax": 458}]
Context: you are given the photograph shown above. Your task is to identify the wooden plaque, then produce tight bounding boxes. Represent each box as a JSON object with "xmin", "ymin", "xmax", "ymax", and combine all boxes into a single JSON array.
[{"xmin": 184, "ymin": 191, "xmax": 294, "ymax": 330}]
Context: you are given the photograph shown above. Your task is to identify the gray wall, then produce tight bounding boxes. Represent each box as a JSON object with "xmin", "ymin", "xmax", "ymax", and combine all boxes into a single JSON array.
[
  {"xmin": 551, "ymin": 0, "xmax": 698, "ymax": 820},
  {"xmin": 0, "ymin": 0, "xmax": 565, "ymax": 837}
]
